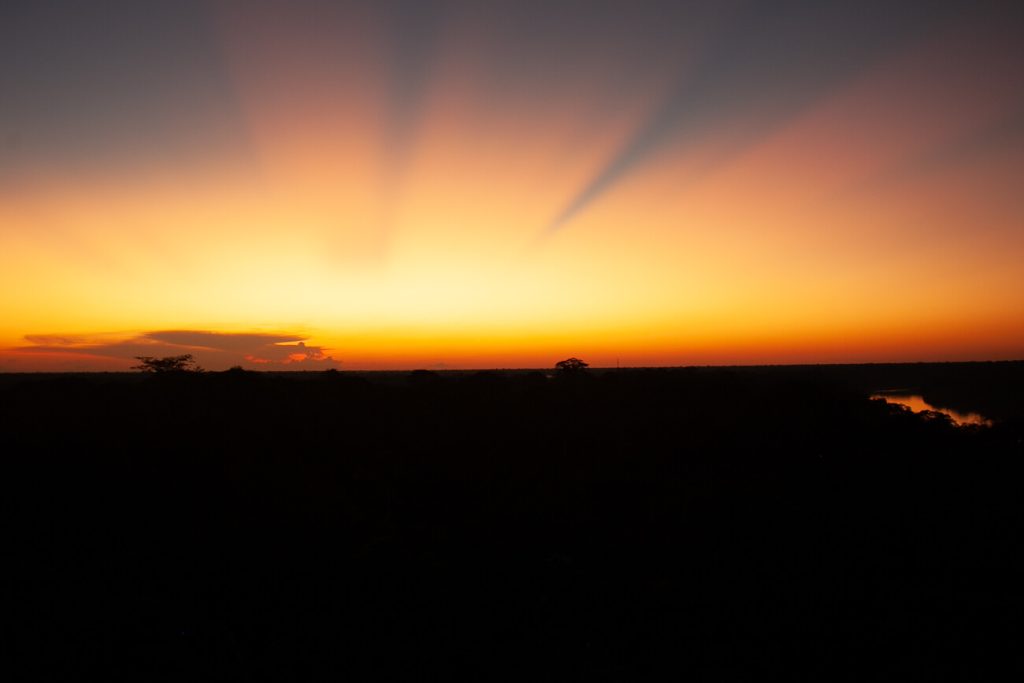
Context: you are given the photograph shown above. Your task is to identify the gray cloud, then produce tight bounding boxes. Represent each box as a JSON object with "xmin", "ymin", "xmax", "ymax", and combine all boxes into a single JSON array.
[
  {"xmin": 144, "ymin": 330, "xmax": 306, "ymax": 351},
  {"xmin": 18, "ymin": 330, "xmax": 338, "ymax": 370}
]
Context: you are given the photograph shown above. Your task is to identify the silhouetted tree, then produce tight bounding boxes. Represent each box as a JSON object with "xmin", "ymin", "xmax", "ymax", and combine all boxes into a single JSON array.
[
  {"xmin": 555, "ymin": 357, "xmax": 589, "ymax": 373},
  {"xmin": 132, "ymin": 354, "xmax": 202, "ymax": 373}
]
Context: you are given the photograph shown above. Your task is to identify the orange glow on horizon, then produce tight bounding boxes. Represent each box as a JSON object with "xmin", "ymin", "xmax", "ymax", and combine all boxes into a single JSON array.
[{"xmin": 1, "ymin": 3, "xmax": 1022, "ymax": 371}]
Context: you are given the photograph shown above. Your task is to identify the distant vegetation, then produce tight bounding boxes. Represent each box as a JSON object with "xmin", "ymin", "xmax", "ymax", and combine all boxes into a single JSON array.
[
  {"xmin": 131, "ymin": 354, "xmax": 202, "ymax": 373},
  {"xmin": 555, "ymin": 357, "xmax": 589, "ymax": 373},
  {"xmin": 4, "ymin": 362, "xmax": 1022, "ymax": 679}
]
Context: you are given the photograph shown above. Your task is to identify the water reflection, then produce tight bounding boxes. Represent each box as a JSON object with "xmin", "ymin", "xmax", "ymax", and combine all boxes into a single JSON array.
[{"xmin": 871, "ymin": 393, "xmax": 992, "ymax": 427}]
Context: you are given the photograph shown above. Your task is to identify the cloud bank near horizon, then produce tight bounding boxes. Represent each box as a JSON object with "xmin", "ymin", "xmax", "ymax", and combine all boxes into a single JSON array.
[{"xmin": 14, "ymin": 330, "xmax": 337, "ymax": 370}]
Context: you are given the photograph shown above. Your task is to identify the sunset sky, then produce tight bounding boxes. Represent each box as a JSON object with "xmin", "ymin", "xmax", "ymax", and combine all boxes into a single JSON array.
[{"xmin": 2, "ymin": 0, "xmax": 1022, "ymax": 370}]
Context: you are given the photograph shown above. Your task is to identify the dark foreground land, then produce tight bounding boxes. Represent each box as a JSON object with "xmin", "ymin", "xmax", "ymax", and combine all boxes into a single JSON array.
[{"xmin": 4, "ymin": 362, "xmax": 1024, "ymax": 680}]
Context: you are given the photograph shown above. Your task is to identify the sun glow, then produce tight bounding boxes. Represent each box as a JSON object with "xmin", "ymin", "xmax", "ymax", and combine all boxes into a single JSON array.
[{"xmin": 2, "ymin": 2, "xmax": 1022, "ymax": 370}]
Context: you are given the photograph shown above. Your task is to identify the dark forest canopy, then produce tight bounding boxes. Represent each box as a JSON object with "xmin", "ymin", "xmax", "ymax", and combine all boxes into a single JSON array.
[{"xmin": 4, "ymin": 363, "xmax": 1023, "ymax": 679}]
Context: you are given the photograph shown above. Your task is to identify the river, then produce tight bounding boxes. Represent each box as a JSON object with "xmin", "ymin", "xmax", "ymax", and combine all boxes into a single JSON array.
[{"xmin": 871, "ymin": 392, "xmax": 992, "ymax": 426}]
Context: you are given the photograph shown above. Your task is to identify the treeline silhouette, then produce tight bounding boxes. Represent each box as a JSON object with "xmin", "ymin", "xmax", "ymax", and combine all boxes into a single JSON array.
[{"xmin": 4, "ymin": 363, "xmax": 1023, "ymax": 680}]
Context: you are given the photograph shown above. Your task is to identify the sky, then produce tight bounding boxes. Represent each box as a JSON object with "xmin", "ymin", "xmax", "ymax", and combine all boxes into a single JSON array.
[{"xmin": 1, "ymin": 0, "xmax": 1022, "ymax": 370}]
